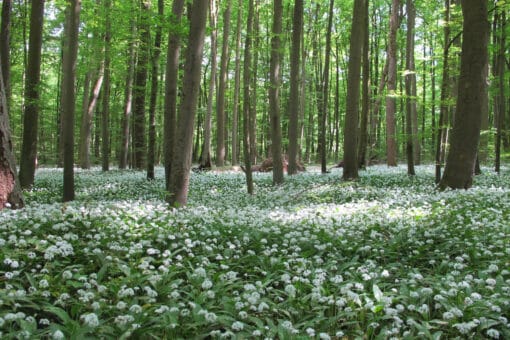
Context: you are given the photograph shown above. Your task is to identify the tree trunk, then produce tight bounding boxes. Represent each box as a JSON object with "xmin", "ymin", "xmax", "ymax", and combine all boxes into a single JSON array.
[
  {"xmin": 287, "ymin": 0, "xmax": 303, "ymax": 175},
  {"xmin": 0, "ymin": 0, "xmax": 12, "ymax": 111},
  {"xmin": 385, "ymin": 0, "xmax": 398, "ymax": 167},
  {"xmin": 231, "ymin": 2, "xmax": 242, "ymax": 166},
  {"xmin": 215, "ymin": 0, "xmax": 231, "ymax": 167},
  {"xmin": 405, "ymin": 0, "xmax": 416, "ymax": 175},
  {"xmin": 62, "ymin": 0, "xmax": 81, "ymax": 202},
  {"xmin": 242, "ymin": 0, "xmax": 254, "ymax": 194},
  {"xmin": 147, "ymin": 0, "xmax": 163, "ymax": 180},
  {"xmin": 249, "ymin": 7, "xmax": 259, "ymax": 165},
  {"xmin": 167, "ymin": 0, "xmax": 208, "ymax": 206},
  {"xmin": 200, "ymin": 0, "xmax": 217, "ymax": 169},
  {"xmin": 343, "ymin": 0, "xmax": 364, "ymax": 180},
  {"xmin": 79, "ymin": 64, "xmax": 104, "ymax": 169},
  {"xmin": 495, "ymin": 11, "xmax": 506, "ymax": 173},
  {"xmin": 102, "ymin": 0, "xmax": 112, "ymax": 172},
  {"xmin": 19, "ymin": 0, "xmax": 45, "ymax": 189},
  {"xmin": 132, "ymin": 0, "xmax": 151, "ymax": 170},
  {"xmin": 357, "ymin": 0, "xmax": 369, "ymax": 169},
  {"xmin": 269, "ymin": 0, "xmax": 284, "ymax": 185},
  {"xmin": 0, "ymin": 55, "xmax": 23, "ymax": 210},
  {"xmin": 119, "ymin": 0, "xmax": 137, "ymax": 170},
  {"xmin": 439, "ymin": 0, "xmax": 488, "ymax": 189},
  {"xmin": 163, "ymin": 0, "xmax": 184, "ymax": 187}
]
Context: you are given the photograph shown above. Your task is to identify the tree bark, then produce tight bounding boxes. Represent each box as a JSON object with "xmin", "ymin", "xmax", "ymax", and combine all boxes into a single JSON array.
[
  {"xmin": 242, "ymin": 0, "xmax": 254, "ymax": 194},
  {"xmin": 61, "ymin": 0, "xmax": 81, "ymax": 202},
  {"xmin": 385, "ymin": 0, "xmax": 398, "ymax": 167},
  {"xmin": 439, "ymin": 0, "xmax": 488, "ymax": 189},
  {"xmin": 167, "ymin": 0, "xmax": 208, "ymax": 206},
  {"xmin": 231, "ymin": 2, "xmax": 242, "ymax": 166},
  {"xmin": 357, "ymin": 0, "xmax": 369, "ymax": 169},
  {"xmin": 164, "ymin": 0, "xmax": 184, "ymax": 188},
  {"xmin": 343, "ymin": 0, "xmax": 364, "ymax": 180},
  {"xmin": 269, "ymin": 0, "xmax": 284, "ymax": 185},
  {"xmin": 287, "ymin": 0, "xmax": 303, "ymax": 175},
  {"xmin": 19, "ymin": 0, "xmax": 45, "ymax": 189},
  {"xmin": 147, "ymin": 0, "xmax": 163, "ymax": 180},
  {"xmin": 102, "ymin": 0, "xmax": 112, "ymax": 172},
  {"xmin": 132, "ymin": 0, "xmax": 151, "ymax": 170},
  {"xmin": 0, "ymin": 0, "xmax": 12, "ymax": 111},
  {"xmin": 495, "ymin": 11, "xmax": 506, "ymax": 173},
  {"xmin": 405, "ymin": 0, "xmax": 416, "ymax": 175},
  {"xmin": 0, "ymin": 55, "xmax": 23, "ymax": 210}
]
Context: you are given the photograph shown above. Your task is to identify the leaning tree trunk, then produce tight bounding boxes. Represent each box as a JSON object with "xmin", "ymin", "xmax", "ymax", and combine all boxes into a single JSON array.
[
  {"xmin": 269, "ymin": 0, "xmax": 284, "ymax": 185},
  {"xmin": 439, "ymin": 0, "xmax": 488, "ymax": 190},
  {"xmin": 0, "ymin": 56, "xmax": 23, "ymax": 210},
  {"xmin": 167, "ymin": 0, "xmax": 208, "ymax": 206}
]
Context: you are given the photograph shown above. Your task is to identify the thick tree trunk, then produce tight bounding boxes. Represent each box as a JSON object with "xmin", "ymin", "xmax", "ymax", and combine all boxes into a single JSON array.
[
  {"xmin": 101, "ymin": 0, "xmax": 112, "ymax": 172},
  {"xmin": 215, "ymin": 0, "xmax": 230, "ymax": 167},
  {"xmin": 132, "ymin": 0, "xmax": 151, "ymax": 170},
  {"xmin": 231, "ymin": 2, "xmax": 242, "ymax": 166},
  {"xmin": 287, "ymin": 0, "xmax": 303, "ymax": 175},
  {"xmin": 0, "ymin": 56, "xmax": 23, "ymax": 210},
  {"xmin": 0, "ymin": 0, "xmax": 11, "ymax": 110},
  {"xmin": 147, "ymin": 0, "xmax": 163, "ymax": 180},
  {"xmin": 62, "ymin": 0, "xmax": 80, "ymax": 202},
  {"xmin": 164, "ymin": 0, "xmax": 184, "ymax": 188},
  {"xmin": 19, "ymin": 0, "xmax": 45, "ymax": 189},
  {"xmin": 119, "ymin": 1, "xmax": 137, "ymax": 170},
  {"xmin": 385, "ymin": 0, "xmax": 398, "ymax": 167},
  {"xmin": 269, "ymin": 0, "xmax": 284, "ymax": 185},
  {"xmin": 343, "ymin": 0, "xmax": 364, "ymax": 180},
  {"xmin": 405, "ymin": 0, "xmax": 416, "ymax": 175},
  {"xmin": 243, "ymin": 0, "xmax": 254, "ymax": 194},
  {"xmin": 167, "ymin": 0, "xmax": 208, "ymax": 206},
  {"xmin": 439, "ymin": 0, "xmax": 488, "ymax": 189}
]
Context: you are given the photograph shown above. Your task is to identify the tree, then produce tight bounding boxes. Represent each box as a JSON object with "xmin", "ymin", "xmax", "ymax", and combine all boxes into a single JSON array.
[
  {"xmin": 163, "ymin": 0, "xmax": 184, "ymax": 188},
  {"xmin": 405, "ymin": 0, "xmax": 416, "ymax": 176},
  {"xmin": 357, "ymin": 0, "xmax": 369, "ymax": 169},
  {"xmin": 287, "ymin": 0, "xmax": 303, "ymax": 175},
  {"xmin": 19, "ymin": 0, "xmax": 45, "ymax": 189},
  {"xmin": 439, "ymin": 0, "xmax": 489, "ymax": 189},
  {"xmin": 61, "ymin": 0, "xmax": 81, "ymax": 202},
  {"xmin": 132, "ymin": 0, "xmax": 151, "ymax": 170},
  {"xmin": 243, "ymin": 0, "xmax": 254, "ymax": 194},
  {"xmin": 215, "ymin": 0, "xmax": 231, "ymax": 167},
  {"xmin": 269, "ymin": 0, "xmax": 284, "ymax": 185},
  {"xmin": 231, "ymin": 2, "xmax": 242, "ymax": 166},
  {"xmin": 0, "ymin": 0, "xmax": 11, "ymax": 110},
  {"xmin": 147, "ymin": 0, "xmax": 164, "ymax": 180},
  {"xmin": 167, "ymin": 0, "xmax": 208, "ymax": 206},
  {"xmin": 343, "ymin": 0, "xmax": 365, "ymax": 180},
  {"xmin": 102, "ymin": 0, "xmax": 112, "ymax": 172},
  {"xmin": 385, "ymin": 0, "xmax": 399, "ymax": 167},
  {"xmin": 0, "ymin": 56, "xmax": 23, "ymax": 210}
]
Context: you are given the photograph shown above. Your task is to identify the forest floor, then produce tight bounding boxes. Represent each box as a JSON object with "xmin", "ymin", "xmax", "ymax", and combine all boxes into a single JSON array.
[{"xmin": 1, "ymin": 165, "xmax": 509, "ymax": 339}]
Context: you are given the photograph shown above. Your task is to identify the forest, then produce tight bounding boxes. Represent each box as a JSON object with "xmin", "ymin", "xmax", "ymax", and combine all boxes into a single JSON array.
[{"xmin": 0, "ymin": 0, "xmax": 509, "ymax": 338}]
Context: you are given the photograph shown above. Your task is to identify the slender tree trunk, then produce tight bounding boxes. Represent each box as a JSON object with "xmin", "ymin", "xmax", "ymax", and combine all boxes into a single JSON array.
[
  {"xmin": 495, "ymin": 11, "xmax": 506, "ymax": 173},
  {"xmin": 215, "ymin": 0, "xmax": 231, "ymax": 167},
  {"xmin": 200, "ymin": 0, "xmax": 217, "ymax": 169},
  {"xmin": 357, "ymin": 0, "xmax": 369, "ymax": 169},
  {"xmin": 167, "ymin": 0, "xmax": 208, "ymax": 206},
  {"xmin": 269, "ymin": 0, "xmax": 284, "ymax": 185},
  {"xmin": 439, "ymin": 0, "xmax": 488, "ymax": 189},
  {"xmin": 231, "ymin": 2, "xmax": 242, "ymax": 166},
  {"xmin": 479, "ymin": 61, "xmax": 489, "ymax": 162},
  {"xmin": 62, "ymin": 0, "xmax": 81, "ymax": 202},
  {"xmin": 318, "ymin": 0, "xmax": 334, "ymax": 173},
  {"xmin": 147, "ymin": 0, "xmax": 163, "ymax": 180},
  {"xmin": 242, "ymin": 0, "xmax": 254, "ymax": 194},
  {"xmin": 79, "ymin": 65, "xmax": 104, "ymax": 169},
  {"xmin": 287, "ymin": 0, "xmax": 303, "ymax": 175},
  {"xmin": 163, "ymin": 0, "xmax": 184, "ymax": 188},
  {"xmin": 0, "ymin": 56, "xmax": 23, "ymax": 209},
  {"xmin": 386, "ymin": 0, "xmax": 399, "ymax": 167},
  {"xmin": 249, "ymin": 7, "xmax": 259, "ymax": 165},
  {"xmin": 0, "ymin": 0, "xmax": 12, "ymax": 111},
  {"xmin": 343, "ymin": 0, "xmax": 364, "ymax": 180},
  {"xmin": 132, "ymin": 0, "xmax": 151, "ymax": 170},
  {"xmin": 405, "ymin": 0, "xmax": 416, "ymax": 175},
  {"xmin": 19, "ymin": 0, "xmax": 44, "ymax": 189},
  {"xmin": 119, "ymin": 2, "xmax": 136, "ymax": 170},
  {"xmin": 102, "ymin": 0, "xmax": 112, "ymax": 172}
]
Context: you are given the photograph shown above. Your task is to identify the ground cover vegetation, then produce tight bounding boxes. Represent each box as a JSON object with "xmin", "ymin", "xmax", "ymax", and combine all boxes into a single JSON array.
[{"xmin": 1, "ymin": 166, "xmax": 509, "ymax": 339}]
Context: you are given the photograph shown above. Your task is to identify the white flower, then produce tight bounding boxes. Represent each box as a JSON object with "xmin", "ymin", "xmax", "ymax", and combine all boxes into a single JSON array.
[
  {"xmin": 39, "ymin": 279, "xmax": 49, "ymax": 288},
  {"xmin": 487, "ymin": 329, "xmax": 500, "ymax": 339},
  {"xmin": 285, "ymin": 284, "xmax": 296, "ymax": 298},
  {"xmin": 205, "ymin": 312, "xmax": 217, "ymax": 323},
  {"xmin": 319, "ymin": 333, "xmax": 331, "ymax": 340},
  {"xmin": 232, "ymin": 321, "xmax": 244, "ymax": 331},
  {"xmin": 306, "ymin": 328, "xmax": 316, "ymax": 337},
  {"xmin": 201, "ymin": 279, "xmax": 213, "ymax": 290},
  {"xmin": 62, "ymin": 271, "xmax": 73, "ymax": 279},
  {"xmin": 80, "ymin": 313, "xmax": 99, "ymax": 327},
  {"xmin": 52, "ymin": 330, "xmax": 65, "ymax": 340},
  {"xmin": 129, "ymin": 304, "xmax": 142, "ymax": 314}
]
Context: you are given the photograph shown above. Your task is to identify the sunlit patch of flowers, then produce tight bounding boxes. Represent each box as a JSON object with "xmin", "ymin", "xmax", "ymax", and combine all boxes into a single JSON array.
[{"xmin": 1, "ymin": 165, "xmax": 509, "ymax": 338}]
